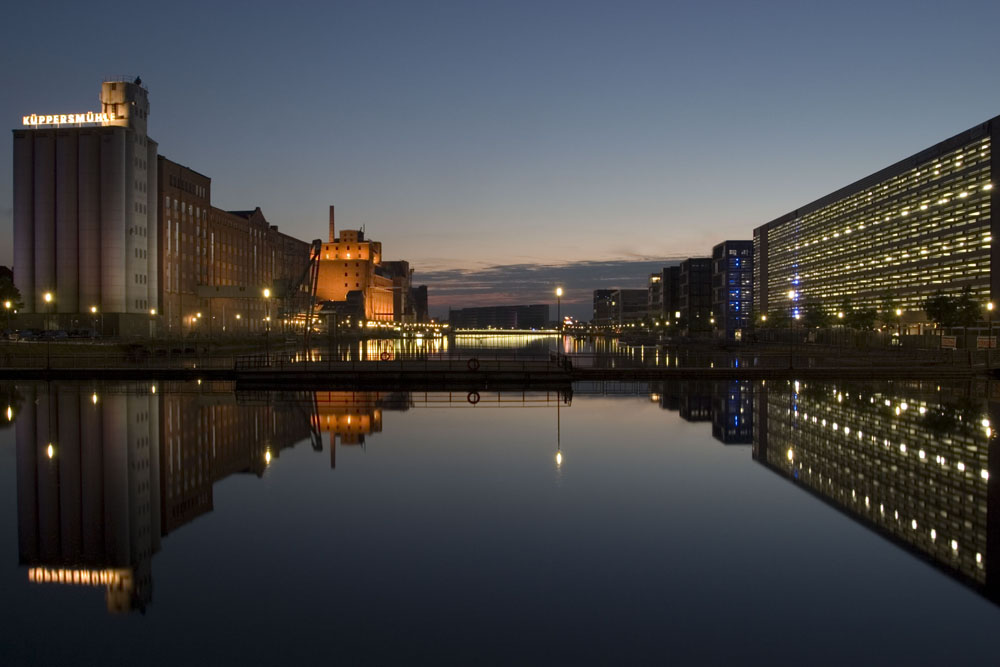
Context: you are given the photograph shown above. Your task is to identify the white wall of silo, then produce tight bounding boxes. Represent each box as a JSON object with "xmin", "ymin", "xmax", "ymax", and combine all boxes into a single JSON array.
[
  {"xmin": 13, "ymin": 134, "xmax": 35, "ymax": 313},
  {"xmin": 146, "ymin": 139, "xmax": 159, "ymax": 314},
  {"xmin": 124, "ymin": 139, "xmax": 139, "ymax": 314},
  {"xmin": 100, "ymin": 131, "xmax": 127, "ymax": 314},
  {"xmin": 33, "ymin": 133, "xmax": 56, "ymax": 306},
  {"xmin": 55, "ymin": 133, "xmax": 80, "ymax": 313},
  {"xmin": 78, "ymin": 132, "xmax": 102, "ymax": 313}
]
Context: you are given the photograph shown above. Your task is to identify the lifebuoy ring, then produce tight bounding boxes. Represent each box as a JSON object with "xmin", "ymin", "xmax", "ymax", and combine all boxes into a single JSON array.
[
  {"xmin": 380, "ymin": 351, "xmax": 391, "ymax": 361},
  {"xmin": 467, "ymin": 391, "xmax": 481, "ymax": 404},
  {"xmin": 467, "ymin": 358, "xmax": 480, "ymax": 371}
]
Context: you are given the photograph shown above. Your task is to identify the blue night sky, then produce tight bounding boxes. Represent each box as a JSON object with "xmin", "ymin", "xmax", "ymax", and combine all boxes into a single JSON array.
[{"xmin": 1, "ymin": 0, "xmax": 999, "ymax": 318}]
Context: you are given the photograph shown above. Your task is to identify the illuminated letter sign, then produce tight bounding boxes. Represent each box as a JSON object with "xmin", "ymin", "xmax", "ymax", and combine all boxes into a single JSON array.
[{"xmin": 22, "ymin": 111, "xmax": 117, "ymax": 126}]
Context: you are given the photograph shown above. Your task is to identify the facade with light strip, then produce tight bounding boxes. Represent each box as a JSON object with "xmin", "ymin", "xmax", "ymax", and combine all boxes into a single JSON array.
[{"xmin": 753, "ymin": 116, "xmax": 998, "ymax": 323}]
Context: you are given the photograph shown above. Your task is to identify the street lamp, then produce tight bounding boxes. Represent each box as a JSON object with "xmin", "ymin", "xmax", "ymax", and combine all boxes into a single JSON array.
[
  {"xmin": 43, "ymin": 291, "xmax": 53, "ymax": 329},
  {"xmin": 988, "ymin": 302, "xmax": 995, "ymax": 366},
  {"xmin": 787, "ymin": 290, "xmax": 796, "ymax": 370},
  {"xmin": 89, "ymin": 305, "xmax": 102, "ymax": 336},
  {"xmin": 263, "ymin": 288, "xmax": 272, "ymax": 361},
  {"xmin": 555, "ymin": 287, "xmax": 563, "ymax": 333},
  {"xmin": 43, "ymin": 292, "xmax": 54, "ymax": 369},
  {"xmin": 895, "ymin": 308, "xmax": 903, "ymax": 341},
  {"xmin": 3, "ymin": 300, "xmax": 10, "ymax": 331}
]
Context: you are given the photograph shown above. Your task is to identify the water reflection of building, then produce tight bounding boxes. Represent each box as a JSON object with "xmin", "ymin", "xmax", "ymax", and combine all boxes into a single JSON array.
[
  {"xmin": 14, "ymin": 382, "xmax": 312, "ymax": 613},
  {"xmin": 16, "ymin": 384, "xmax": 160, "ymax": 612},
  {"xmin": 753, "ymin": 380, "xmax": 1000, "ymax": 602},
  {"xmin": 160, "ymin": 391, "xmax": 313, "ymax": 533},
  {"xmin": 650, "ymin": 381, "xmax": 714, "ymax": 422},
  {"xmin": 711, "ymin": 380, "xmax": 753, "ymax": 444},
  {"xmin": 648, "ymin": 380, "xmax": 753, "ymax": 439},
  {"xmin": 313, "ymin": 391, "xmax": 411, "ymax": 467}
]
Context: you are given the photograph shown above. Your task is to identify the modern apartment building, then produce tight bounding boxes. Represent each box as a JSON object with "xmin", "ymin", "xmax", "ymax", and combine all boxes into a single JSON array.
[
  {"xmin": 711, "ymin": 240, "xmax": 753, "ymax": 340},
  {"xmin": 678, "ymin": 258, "xmax": 712, "ymax": 334},
  {"xmin": 592, "ymin": 289, "xmax": 616, "ymax": 325}
]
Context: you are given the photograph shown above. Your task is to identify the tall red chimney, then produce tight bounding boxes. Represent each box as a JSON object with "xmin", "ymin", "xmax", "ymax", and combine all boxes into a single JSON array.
[{"xmin": 328, "ymin": 205, "xmax": 336, "ymax": 242}]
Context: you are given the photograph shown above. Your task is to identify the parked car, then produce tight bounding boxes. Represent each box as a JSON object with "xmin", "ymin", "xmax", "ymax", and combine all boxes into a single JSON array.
[
  {"xmin": 68, "ymin": 328, "xmax": 99, "ymax": 339},
  {"xmin": 16, "ymin": 329, "xmax": 40, "ymax": 341},
  {"xmin": 39, "ymin": 330, "xmax": 69, "ymax": 341}
]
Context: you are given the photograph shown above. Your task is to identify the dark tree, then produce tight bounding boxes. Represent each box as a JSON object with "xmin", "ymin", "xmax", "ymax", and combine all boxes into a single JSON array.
[
  {"xmin": 0, "ymin": 277, "xmax": 23, "ymax": 310},
  {"xmin": 925, "ymin": 291, "xmax": 958, "ymax": 327},
  {"xmin": 762, "ymin": 310, "xmax": 789, "ymax": 328},
  {"xmin": 846, "ymin": 307, "xmax": 877, "ymax": 330},
  {"xmin": 955, "ymin": 286, "xmax": 983, "ymax": 328},
  {"xmin": 803, "ymin": 304, "xmax": 830, "ymax": 329}
]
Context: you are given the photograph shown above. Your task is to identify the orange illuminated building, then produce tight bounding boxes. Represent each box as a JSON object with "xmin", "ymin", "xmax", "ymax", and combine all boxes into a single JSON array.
[{"xmin": 315, "ymin": 206, "xmax": 396, "ymax": 321}]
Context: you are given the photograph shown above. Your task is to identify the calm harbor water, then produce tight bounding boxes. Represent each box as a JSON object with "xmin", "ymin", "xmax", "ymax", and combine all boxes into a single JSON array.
[{"xmin": 0, "ymin": 378, "xmax": 998, "ymax": 665}]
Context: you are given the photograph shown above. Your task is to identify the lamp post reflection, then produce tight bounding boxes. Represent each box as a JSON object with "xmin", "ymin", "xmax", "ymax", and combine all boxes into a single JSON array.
[{"xmin": 555, "ymin": 390, "xmax": 563, "ymax": 468}]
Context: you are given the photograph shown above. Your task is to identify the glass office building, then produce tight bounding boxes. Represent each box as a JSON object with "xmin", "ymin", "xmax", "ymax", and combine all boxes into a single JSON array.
[{"xmin": 754, "ymin": 116, "xmax": 998, "ymax": 321}]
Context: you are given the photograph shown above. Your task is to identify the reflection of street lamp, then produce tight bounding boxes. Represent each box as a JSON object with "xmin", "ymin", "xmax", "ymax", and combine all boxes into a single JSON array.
[{"xmin": 555, "ymin": 393, "xmax": 563, "ymax": 467}]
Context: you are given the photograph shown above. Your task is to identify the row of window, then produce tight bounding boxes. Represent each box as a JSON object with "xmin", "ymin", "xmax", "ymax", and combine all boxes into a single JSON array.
[{"xmin": 756, "ymin": 136, "xmax": 992, "ymax": 315}]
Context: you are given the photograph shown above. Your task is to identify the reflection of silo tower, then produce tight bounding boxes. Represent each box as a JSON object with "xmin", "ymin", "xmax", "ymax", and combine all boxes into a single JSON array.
[{"xmin": 16, "ymin": 383, "xmax": 161, "ymax": 613}]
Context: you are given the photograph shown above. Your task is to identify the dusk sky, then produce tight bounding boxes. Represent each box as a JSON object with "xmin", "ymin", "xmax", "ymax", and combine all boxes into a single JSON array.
[{"xmin": 2, "ymin": 0, "xmax": 999, "ymax": 319}]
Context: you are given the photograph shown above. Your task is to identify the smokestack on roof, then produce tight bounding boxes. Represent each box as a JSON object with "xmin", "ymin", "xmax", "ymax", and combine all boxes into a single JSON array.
[{"xmin": 329, "ymin": 205, "xmax": 336, "ymax": 242}]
